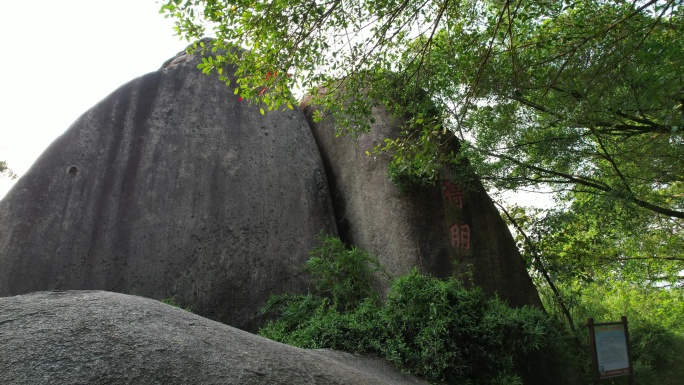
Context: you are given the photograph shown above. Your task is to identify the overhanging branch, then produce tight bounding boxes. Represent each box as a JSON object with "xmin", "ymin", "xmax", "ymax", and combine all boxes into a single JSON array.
[{"xmin": 482, "ymin": 150, "xmax": 684, "ymax": 218}]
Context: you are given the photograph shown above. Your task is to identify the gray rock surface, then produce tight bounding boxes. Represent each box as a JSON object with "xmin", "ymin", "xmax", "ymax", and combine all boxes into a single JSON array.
[
  {"xmin": 0, "ymin": 47, "xmax": 336, "ymax": 331},
  {"xmin": 300, "ymin": 103, "xmax": 452, "ymax": 287},
  {"xmin": 301, "ymin": 101, "xmax": 541, "ymax": 307},
  {"xmin": 0, "ymin": 291, "xmax": 428, "ymax": 385}
]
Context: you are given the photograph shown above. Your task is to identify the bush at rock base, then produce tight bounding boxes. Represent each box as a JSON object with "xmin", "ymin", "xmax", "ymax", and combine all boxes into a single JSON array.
[{"xmin": 259, "ymin": 236, "xmax": 562, "ymax": 385}]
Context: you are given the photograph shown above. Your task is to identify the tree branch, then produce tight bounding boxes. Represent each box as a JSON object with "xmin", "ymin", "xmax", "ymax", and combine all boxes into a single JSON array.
[
  {"xmin": 495, "ymin": 202, "xmax": 576, "ymax": 332},
  {"xmin": 483, "ymin": 150, "xmax": 684, "ymax": 218}
]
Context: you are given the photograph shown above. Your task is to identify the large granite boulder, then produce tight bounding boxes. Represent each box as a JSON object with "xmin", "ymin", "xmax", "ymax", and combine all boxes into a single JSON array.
[
  {"xmin": 0, "ymin": 48, "xmax": 336, "ymax": 331},
  {"xmin": 0, "ymin": 291, "xmax": 427, "ymax": 385},
  {"xmin": 301, "ymin": 102, "xmax": 541, "ymax": 308}
]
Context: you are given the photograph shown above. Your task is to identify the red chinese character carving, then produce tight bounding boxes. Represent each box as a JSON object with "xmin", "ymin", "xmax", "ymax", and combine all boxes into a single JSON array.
[
  {"xmin": 449, "ymin": 223, "xmax": 471, "ymax": 250},
  {"xmin": 443, "ymin": 181, "xmax": 464, "ymax": 208}
]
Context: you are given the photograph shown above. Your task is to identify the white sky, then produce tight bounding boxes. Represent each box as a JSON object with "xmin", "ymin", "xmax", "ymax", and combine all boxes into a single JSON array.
[{"xmin": 0, "ymin": 0, "xmax": 188, "ymax": 199}]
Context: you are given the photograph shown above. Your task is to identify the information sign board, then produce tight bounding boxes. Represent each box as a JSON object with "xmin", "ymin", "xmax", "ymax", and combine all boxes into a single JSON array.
[
  {"xmin": 587, "ymin": 316, "xmax": 635, "ymax": 384},
  {"xmin": 594, "ymin": 323, "xmax": 630, "ymax": 377}
]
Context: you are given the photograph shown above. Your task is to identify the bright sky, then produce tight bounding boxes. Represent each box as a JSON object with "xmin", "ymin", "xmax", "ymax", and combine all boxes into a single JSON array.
[{"xmin": 0, "ymin": 0, "xmax": 188, "ymax": 199}]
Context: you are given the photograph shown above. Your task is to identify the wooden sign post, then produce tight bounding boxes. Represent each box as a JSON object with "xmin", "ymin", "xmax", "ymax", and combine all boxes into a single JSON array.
[{"xmin": 587, "ymin": 316, "xmax": 636, "ymax": 384}]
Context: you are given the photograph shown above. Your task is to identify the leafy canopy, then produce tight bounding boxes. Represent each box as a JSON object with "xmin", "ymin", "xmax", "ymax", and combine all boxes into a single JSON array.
[
  {"xmin": 500, "ymin": 188, "xmax": 683, "ymax": 343},
  {"xmin": 161, "ymin": 0, "xmax": 684, "ymax": 220},
  {"xmin": 507, "ymin": 190, "xmax": 684, "ymax": 289}
]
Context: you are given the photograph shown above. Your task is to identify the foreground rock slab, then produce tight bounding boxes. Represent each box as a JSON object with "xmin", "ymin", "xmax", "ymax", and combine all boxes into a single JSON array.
[{"xmin": 0, "ymin": 291, "xmax": 427, "ymax": 385}]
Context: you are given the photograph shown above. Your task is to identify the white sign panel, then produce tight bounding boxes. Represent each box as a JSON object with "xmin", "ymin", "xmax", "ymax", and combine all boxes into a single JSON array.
[{"xmin": 594, "ymin": 324, "xmax": 630, "ymax": 378}]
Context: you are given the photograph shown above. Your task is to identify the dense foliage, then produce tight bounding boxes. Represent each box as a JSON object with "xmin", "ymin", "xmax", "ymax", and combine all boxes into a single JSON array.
[
  {"xmin": 507, "ymin": 194, "xmax": 683, "ymax": 290},
  {"xmin": 259, "ymin": 236, "xmax": 562, "ymax": 385},
  {"xmin": 161, "ymin": 0, "xmax": 683, "ymax": 220},
  {"xmin": 505, "ymin": 199, "xmax": 684, "ymax": 385},
  {"xmin": 535, "ymin": 279, "xmax": 684, "ymax": 385}
]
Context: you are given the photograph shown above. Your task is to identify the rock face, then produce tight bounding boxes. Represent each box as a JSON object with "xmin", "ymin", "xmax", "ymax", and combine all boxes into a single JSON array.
[
  {"xmin": 0, "ymin": 291, "xmax": 428, "ymax": 385},
  {"xmin": 301, "ymin": 102, "xmax": 541, "ymax": 308},
  {"xmin": 0, "ymin": 48, "xmax": 336, "ymax": 331},
  {"xmin": 0, "ymin": 40, "xmax": 541, "ymax": 332}
]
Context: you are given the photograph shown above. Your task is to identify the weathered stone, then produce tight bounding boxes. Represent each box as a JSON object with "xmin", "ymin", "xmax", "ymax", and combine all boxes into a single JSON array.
[
  {"xmin": 301, "ymin": 101, "xmax": 541, "ymax": 308},
  {"xmin": 0, "ymin": 48, "xmax": 336, "ymax": 331},
  {"xmin": 0, "ymin": 291, "xmax": 428, "ymax": 385}
]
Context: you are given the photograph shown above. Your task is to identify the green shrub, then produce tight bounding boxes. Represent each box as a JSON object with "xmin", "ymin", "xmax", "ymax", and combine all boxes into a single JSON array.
[
  {"xmin": 629, "ymin": 322, "xmax": 684, "ymax": 385},
  {"xmin": 259, "ymin": 236, "xmax": 559, "ymax": 384},
  {"xmin": 304, "ymin": 235, "xmax": 385, "ymax": 309},
  {"xmin": 160, "ymin": 298, "xmax": 192, "ymax": 312}
]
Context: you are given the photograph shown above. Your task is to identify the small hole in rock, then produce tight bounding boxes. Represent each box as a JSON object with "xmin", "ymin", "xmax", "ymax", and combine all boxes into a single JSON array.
[{"xmin": 68, "ymin": 166, "xmax": 79, "ymax": 176}]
